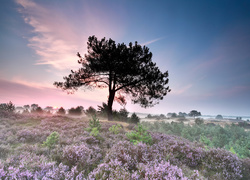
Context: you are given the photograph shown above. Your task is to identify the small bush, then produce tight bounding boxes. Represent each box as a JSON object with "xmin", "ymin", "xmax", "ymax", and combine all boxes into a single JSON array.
[
  {"xmin": 62, "ymin": 143, "xmax": 102, "ymax": 172},
  {"xmin": 85, "ymin": 115, "xmax": 102, "ymax": 139},
  {"xmin": 86, "ymin": 115, "xmax": 101, "ymax": 131},
  {"xmin": 195, "ymin": 118, "xmax": 204, "ymax": 125},
  {"xmin": 216, "ymin": 114, "xmax": 223, "ymax": 119},
  {"xmin": 68, "ymin": 106, "xmax": 83, "ymax": 116},
  {"xmin": 117, "ymin": 108, "xmax": 129, "ymax": 121},
  {"xmin": 85, "ymin": 106, "xmax": 96, "ymax": 116},
  {"xmin": 0, "ymin": 101, "xmax": 15, "ymax": 112},
  {"xmin": 57, "ymin": 107, "xmax": 66, "ymax": 115},
  {"xmin": 241, "ymin": 158, "xmax": 250, "ymax": 180},
  {"xmin": 126, "ymin": 123, "xmax": 152, "ymax": 145},
  {"xmin": 43, "ymin": 132, "xmax": 59, "ymax": 149},
  {"xmin": 129, "ymin": 113, "xmax": 140, "ymax": 124},
  {"xmin": 109, "ymin": 124, "xmax": 123, "ymax": 134}
]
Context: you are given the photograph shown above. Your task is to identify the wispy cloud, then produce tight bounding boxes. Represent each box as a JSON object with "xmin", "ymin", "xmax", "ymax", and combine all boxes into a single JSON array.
[
  {"xmin": 15, "ymin": 0, "xmax": 124, "ymax": 71},
  {"xmin": 16, "ymin": 0, "xmax": 81, "ymax": 70},
  {"xmin": 142, "ymin": 37, "xmax": 165, "ymax": 46},
  {"xmin": 172, "ymin": 84, "xmax": 193, "ymax": 95}
]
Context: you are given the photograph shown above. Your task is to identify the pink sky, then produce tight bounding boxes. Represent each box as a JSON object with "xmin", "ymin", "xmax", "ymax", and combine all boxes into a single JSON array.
[{"xmin": 1, "ymin": 0, "xmax": 250, "ymax": 116}]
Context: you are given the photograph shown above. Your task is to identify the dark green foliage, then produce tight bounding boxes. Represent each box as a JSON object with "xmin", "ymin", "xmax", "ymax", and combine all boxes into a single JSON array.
[
  {"xmin": 0, "ymin": 101, "xmax": 15, "ymax": 112},
  {"xmin": 68, "ymin": 106, "xmax": 82, "ymax": 116},
  {"xmin": 54, "ymin": 36, "xmax": 170, "ymax": 120},
  {"xmin": 57, "ymin": 107, "xmax": 66, "ymax": 115},
  {"xmin": 129, "ymin": 113, "xmax": 140, "ymax": 124},
  {"xmin": 189, "ymin": 110, "xmax": 201, "ymax": 118},
  {"xmin": 216, "ymin": 114, "xmax": 223, "ymax": 119},
  {"xmin": 146, "ymin": 114, "xmax": 167, "ymax": 120},
  {"xmin": 238, "ymin": 121, "xmax": 250, "ymax": 129},
  {"xmin": 97, "ymin": 102, "xmax": 108, "ymax": 117},
  {"xmin": 112, "ymin": 108, "xmax": 129, "ymax": 121},
  {"xmin": 195, "ymin": 118, "xmax": 204, "ymax": 125},
  {"xmin": 85, "ymin": 106, "xmax": 96, "ymax": 116},
  {"xmin": 142, "ymin": 121, "xmax": 250, "ymax": 159},
  {"xmin": 171, "ymin": 113, "xmax": 177, "ymax": 118},
  {"xmin": 146, "ymin": 114, "xmax": 152, "ymax": 118}
]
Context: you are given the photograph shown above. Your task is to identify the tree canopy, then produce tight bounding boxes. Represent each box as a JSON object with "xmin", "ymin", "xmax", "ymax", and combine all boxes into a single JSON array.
[
  {"xmin": 54, "ymin": 36, "xmax": 170, "ymax": 120},
  {"xmin": 189, "ymin": 110, "xmax": 201, "ymax": 118}
]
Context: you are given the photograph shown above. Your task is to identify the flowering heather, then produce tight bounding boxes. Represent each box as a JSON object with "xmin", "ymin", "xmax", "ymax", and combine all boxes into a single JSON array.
[
  {"xmin": 62, "ymin": 143, "xmax": 103, "ymax": 172},
  {"xmin": 0, "ymin": 112, "xmax": 247, "ymax": 179}
]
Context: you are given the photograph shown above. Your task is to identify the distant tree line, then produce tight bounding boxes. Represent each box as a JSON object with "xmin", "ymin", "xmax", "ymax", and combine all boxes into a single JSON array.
[
  {"xmin": 146, "ymin": 110, "xmax": 202, "ymax": 120},
  {"xmin": 0, "ymin": 101, "xmax": 140, "ymax": 124}
]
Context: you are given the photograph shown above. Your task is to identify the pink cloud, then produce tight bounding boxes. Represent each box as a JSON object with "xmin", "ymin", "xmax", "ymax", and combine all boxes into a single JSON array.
[
  {"xmin": 172, "ymin": 84, "xmax": 193, "ymax": 95},
  {"xmin": 15, "ymin": 0, "xmax": 125, "ymax": 71},
  {"xmin": 0, "ymin": 79, "xmax": 108, "ymax": 108}
]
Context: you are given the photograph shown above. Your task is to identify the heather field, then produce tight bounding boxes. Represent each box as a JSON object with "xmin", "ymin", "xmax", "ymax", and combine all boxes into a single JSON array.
[{"xmin": 0, "ymin": 111, "xmax": 250, "ymax": 180}]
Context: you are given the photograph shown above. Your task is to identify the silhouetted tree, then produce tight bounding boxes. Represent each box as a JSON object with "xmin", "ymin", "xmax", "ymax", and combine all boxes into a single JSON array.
[
  {"xmin": 54, "ymin": 36, "xmax": 170, "ymax": 120},
  {"xmin": 129, "ymin": 113, "xmax": 140, "ymax": 124},
  {"xmin": 31, "ymin": 104, "xmax": 38, "ymax": 111},
  {"xmin": 68, "ymin": 106, "xmax": 83, "ymax": 116},
  {"xmin": 0, "ymin": 101, "xmax": 15, "ymax": 112},
  {"xmin": 44, "ymin": 106, "xmax": 53, "ymax": 111},
  {"xmin": 189, "ymin": 110, "xmax": 201, "ymax": 119},
  {"xmin": 57, "ymin": 107, "xmax": 66, "ymax": 115},
  {"xmin": 216, "ymin": 114, "xmax": 223, "ymax": 119},
  {"xmin": 146, "ymin": 114, "xmax": 153, "ymax": 119},
  {"xmin": 97, "ymin": 102, "xmax": 109, "ymax": 117},
  {"xmin": 85, "ymin": 106, "xmax": 96, "ymax": 116},
  {"xmin": 35, "ymin": 106, "xmax": 43, "ymax": 114},
  {"xmin": 117, "ymin": 108, "xmax": 129, "ymax": 121},
  {"xmin": 171, "ymin": 113, "xmax": 177, "ymax": 118},
  {"xmin": 23, "ymin": 105, "xmax": 30, "ymax": 111}
]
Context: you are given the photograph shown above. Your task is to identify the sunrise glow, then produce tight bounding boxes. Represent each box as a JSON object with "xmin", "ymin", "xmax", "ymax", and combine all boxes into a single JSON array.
[{"xmin": 0, "ymin": 0, "xmax": 250, "ymax": 116}]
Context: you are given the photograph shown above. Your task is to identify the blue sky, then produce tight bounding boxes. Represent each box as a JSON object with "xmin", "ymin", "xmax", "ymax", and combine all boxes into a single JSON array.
[{"xmin": 0, "ymin": 0, "xmax": 250, "ymax": 116}]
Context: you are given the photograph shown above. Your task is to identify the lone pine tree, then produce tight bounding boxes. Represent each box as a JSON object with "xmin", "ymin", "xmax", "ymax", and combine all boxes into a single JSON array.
[{"xmin": 54, "ymin": 36, "xmax": 170, "ymax": 120}]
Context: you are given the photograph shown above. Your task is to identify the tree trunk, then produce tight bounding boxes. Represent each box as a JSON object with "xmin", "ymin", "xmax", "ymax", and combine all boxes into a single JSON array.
[{"xmin": 107, "ymin": 90, "xmax": 115, "ymax": 121}]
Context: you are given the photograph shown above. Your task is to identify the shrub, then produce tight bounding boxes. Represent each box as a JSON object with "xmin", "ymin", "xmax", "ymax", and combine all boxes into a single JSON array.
[
  {"xmin": 135, "ymin": 160, "xmax": 197, "ymax": 179},
  {"xmin": 0, "ymin": 101, "xmax": 15, "ymax": 112},
  {"xmin": 62, "ymin": 143, "xmax": 102, "ymax": 172},
  {"xmin": 97, "ymin": 102, "xmax": 108, "ymax": 117},
  {"xmin": 1, "ymin": 152, "xmax": 55, "ymax": 179},
  {"xmin": 85, "ymin": 106, "xmax": 96, "ymax": 116},
  {"xmin": 57, "ymin": 107, "xmax": 66, "ymax": 115},
  {"xmin": 146, "ymin": 114, "xmax": 153, "ymax": 118},
  {"xmin": 126, "ymin": 123, "xmax": 152, "ymax": 145},
  {"xmin": 100, "ymin": 140, "xmax": 199, "ymax": 179},
  {"xmin": 109, "ymin": 124, "xmax": 123, "ymax": 134},
  {"xmin": 129, "ymin": 113, "xmax": 140, "ymax": 124},
  {"xmin": 68, "ymin": 106, "xmax": 83, "ymax": 116},
  {"xmin": 85, "ymin": 115, "xmax": 102, "ymax": 139},
  {"xmin": 86, "ymin": 115, "xmax": 101, "ymax": 132},
  {"xmin": 216, "ymin": 114, "xmax": 223, "ymax": 119},
  {"xmin": 43, "ymin": 131, "xmax": 59, "ymax": 149},
  {"xmin": 203, "ymin": 148, "xmax": 242, "ymax": 179},
  {"xmin": 35, "ymin": 106, "xmax": 44, "ymax": 114},
  {"xmin": 117, "ymin": 108, "xmax": 129, "ymax": 121},
  {"xmin": 195, "ymin": 118, "xmax": 204, "ymax": 125},
  {"xmin": 241, "ymin": 158, "xmax": 250, "ymax": 180}
]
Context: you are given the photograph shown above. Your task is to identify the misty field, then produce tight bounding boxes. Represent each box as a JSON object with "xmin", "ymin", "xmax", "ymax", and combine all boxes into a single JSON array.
[{"xmin": 0, "ymin": 111, "xmax": 250, "ymax": 179}]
